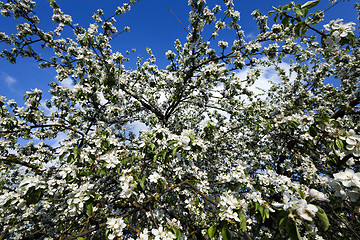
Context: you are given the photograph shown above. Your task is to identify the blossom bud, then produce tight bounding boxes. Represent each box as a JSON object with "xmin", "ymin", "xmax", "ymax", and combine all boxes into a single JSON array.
[{"xmin": 309, "ymin": 189, "xmax": 329, "ymax": 201}]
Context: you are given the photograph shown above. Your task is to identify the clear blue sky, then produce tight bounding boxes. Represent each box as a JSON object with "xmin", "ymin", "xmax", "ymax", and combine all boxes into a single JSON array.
[{"xmin": 0, "ymin": 0, "xmax": 357, "ymax": 103}]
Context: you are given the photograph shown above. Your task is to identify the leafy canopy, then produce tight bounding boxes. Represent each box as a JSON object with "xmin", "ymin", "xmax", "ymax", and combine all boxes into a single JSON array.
[{"xmin": 0, "ymin": 0, "xmax": 360, "ymax": 239}]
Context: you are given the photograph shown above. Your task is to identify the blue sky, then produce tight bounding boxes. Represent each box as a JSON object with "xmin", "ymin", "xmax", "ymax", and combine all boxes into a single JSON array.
[{"xmin": 0, "ymin": 0, "xmax": 357, "ymax": 104}]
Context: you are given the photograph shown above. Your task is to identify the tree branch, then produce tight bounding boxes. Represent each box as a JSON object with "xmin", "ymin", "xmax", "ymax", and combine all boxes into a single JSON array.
[
  {"xmin": 0, "ymin": 155, "xmax": 41, "ymax": 172},
  {"xmin": 332, "ymin": 92, "xmax": 360, "ymax": 119}
]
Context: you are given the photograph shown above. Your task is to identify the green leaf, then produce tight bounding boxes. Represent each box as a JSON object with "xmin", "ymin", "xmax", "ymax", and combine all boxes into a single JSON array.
[
  {"xmin": 255, "ymin": 202, "xmax": 260, "ymax": 211},
  {"xmin": 286, "ymin": 221, "xmax": 301, "ymax": 240},
  {"xmin": 282, "ymin": 3, "xmax": 293, "ymax": 11},
  {"xmin": 77, "ymin": 237, "xmax": 85, "ymax": 240},
  {"xmin": 86, "ymin": 204, "xmax": 93, "ymax": 217},
  {"xmin": 301, "ymin": 0, "xmax": 320, "ymax": 9},
  {"xmin": 335, "ymin": 139, "xmax": 343, "ymax": 150},
  {"xmin": 73, "ymin": 147, "xmax": 80, "ymax": 159},
  {"xmin": 239, "ymin": 212, "xmax": 246, "ymax": 232},
  {"xmin": 279, "ymin": 217, "xmax": 287, "ymax": 235},
  {"xmin": 268, "ymin": 10, "xmax": 277, "ymax": 15},
  {"xmin": 348, "ymin": 32, "xmax": 356, "ymax": 46},
  {"xmin": 221, "ymin": 225, "xmax": 232, "ymax": 240},
  {"xmin": 101, "ymin": 139, "xmax": 110, "ymax": 150},
  {"xmin": 300, "ymin": 25, "xmax": 308, "ymax": 36},
  {"xmin": 24, "ymin": 187, "xmax": 44, "ymax": 205},
  {"xmin": 295, "ymin": 21, "xmax": 307, "ymax": 36},
  {"xmin": 340, "ymin": 37, "xmax": 349, "ymax": 47},
  {"xmin": 68, "ymin": 154, "xmax": 75, "ymax": 164},
  {"xmin": 258, "ymin": 205, "xmax": 265, "ymax": 219},
  {"xmin": 208, "ymin": 225, "xmax": 217, "ymax": 239},
  {"xmin": 316, "ymin": 206, "xmax": 329, "ymax": 231},
  {"xmin": 252, "ymin": 9, "xmax": 261, "ymax": 18},
  {"xmin": 293, "ymin": 5, "xmax": 301, "ymax": 15},
  {"xmin": 293, "ymin": 5, "xmax": 308, "ymax": 18},
  {"xmin": 274, "ymin": 13, "xmax": 279, "ymax": 23},
  {"xmin": 172, "ymin": 147, "xmax": 179, "ymax": 158},
  {"xmin": 135, "ymin": 173, "xmax": 146, "ymax": 189},
  {"xmin": 264, "ymin": 208, "xmax": 270, "ymax": 221},
  {"xmin": 309, "ymin": 126, "xmax": 317, "ymax": 137},
  {"xmin": 167, "ymin": 140, "xmax": 178, "ymax": 147},
  {"xmin": 140, "ymin": 175, "xmax": 146, "ymax": 189},
  {"xmin": 330, "ymin": 142, "xmax": 336, "ymax": 153},
  {"xmin": 2, "ymin": 198, "xmax": 13, "ymax": 212},
  {"xmin": 301, "ymin": 8, "xmax": 309, "ymax": 18},
  {"xmin": 172, "ymin": 227, "xmax": 181, "ymax": 240},
  {"xmin": 189, "ymin": 134, "xmax": 195, "ymax": 141},
  {"xmin": 294, "ymin": 22, "xmax": 302, "ymax": 36},
  {"xmin": 298, "ymin": 188, "xmax": 305, "ymax": 199},
  {"xmin": 257, "ymin": 203, "xmax": 269, "ymax": 223},
  {"xmin": 161, "ymin": 150, "xmax": 167, "ymax": 159},
  {"xmin": 281, "ymin": 16, "xmax": 290, "ymax": 28}
]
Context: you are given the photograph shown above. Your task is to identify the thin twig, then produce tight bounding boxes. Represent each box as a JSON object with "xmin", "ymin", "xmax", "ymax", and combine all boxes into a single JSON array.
[
  {"xmin": 149, "ymin": 205, "xmax": 159, "ymax": 229},
  {"xmin": 181, "ymin": 181, "xmax": 218, "ymax": 207},
  {"xmin": 0, "ymin": 123, "xmax": 85, "ymax": 137},
  {"xmin": 0, "ymin": 225, "xmax": 10, "ymax": 240},
  {"xmin": 243, "ymin": 231, "xmax": 253, "ymax": 240},
  {"xmin": 332, "ymin": 209, "xmax": 360, "ymax": 239},
  {"xmin": 282, "ymin": 12, "xmax": 327, "ymax": 37},
  {"xmin": 0, "ymin": 155, "xmax": 41, "ymax": 172},
  {"xmin": 168, "ymin": 8, "xmax": 189, "ymax": 34}
]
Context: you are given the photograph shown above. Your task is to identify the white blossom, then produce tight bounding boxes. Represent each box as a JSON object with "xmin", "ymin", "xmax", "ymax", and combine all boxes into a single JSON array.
[
  {"xmin": 309, "ymin": 189, "xmax": 328, "ymax": 202},
  {"xmin": 334, "ymin": 169, "xmax": 360, "ymax": 188},
  {"xmin": 294, "ymin": 199, "xmax": 318, "ymax": 222}
]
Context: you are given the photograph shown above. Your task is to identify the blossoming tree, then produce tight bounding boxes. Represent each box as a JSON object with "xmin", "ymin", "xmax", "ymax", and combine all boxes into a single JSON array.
[{"xmin": 0, "ymin": 0, "xmax": 359, "ymax": 239}]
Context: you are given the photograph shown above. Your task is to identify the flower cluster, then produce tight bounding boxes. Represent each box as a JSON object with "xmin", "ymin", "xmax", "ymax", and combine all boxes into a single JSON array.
[
  {"xmin": 331, "ymin": 169, "xmax": 360, "ymax": 202},
  {"xmin": 106, "ymin": 218, "xmax": 126, "ymax": 240},
  {"xmin": 323, "ymin": 18, "xmax": 356, "ymax": 48},
  {"xmin": 272, "ymin": 192, "xmax": 319, "ymax": 221},
  {"xmin": 340, "ymin": 130, "xmax": 360, "ymax": 157}
]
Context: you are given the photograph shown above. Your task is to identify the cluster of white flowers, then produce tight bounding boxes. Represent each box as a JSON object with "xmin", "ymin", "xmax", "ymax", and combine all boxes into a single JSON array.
[
  {"xmin": 100, "ymin": 150, "xmax": 121, "ymax": 169},
  {"xmin": 323, "ymin": 19, "xmax": 356, "ymax": 48},
  {"xmin": 87, "ymin": 23, "xmax": 98, "ymax": 36},
  {"xmin": 340, "ymin": 129, "xmax": 360, "ymax": 157},
  {"xmin": 331, "ymin": 169, "xmax": 360, "ymax": 202},
  {"xmin": 219, "ymin": 191, "xmax": 247, "ymax": 223},
  {"xmin": 218, "ymin": 40, "xmax": 229, "ymax": 49},
  {"xmin": 165, "ymin": 50, "xmax": 176, "ymax": 60},
  {"xmin": 52, "ymin": 10, "xmax": 72, "ymax": 25},
  {"xmin": 119, "ymin": 174, "xmax": 135, "ymax": 198},
  {"xmin": 106, "ymin": 218, "xmax": 126, "ymax": 240},
  {"xmin": 149, "ymin": 171, "xmax": 162, "ymax": 183},
  {"xmin": 324, "ymin": 19, "xmax": 355, "ymax": 38},
  {"xmin": 151, "ymin": 226, "xmax": 176, "ymax": 240},
  {"xmin": 66, "ymin": 183, "xmax": 94, "ymax": 216},
  {"xmin": 273, "ymin": 192, "xmax": 319, "ymax": 221},
  {"xmin": 116, "ymin": 3, "xmax": 131, "ymax": 14},
  {"xmin": 19, "ymin": 176, "xmax": 44, "ymax": 194}
]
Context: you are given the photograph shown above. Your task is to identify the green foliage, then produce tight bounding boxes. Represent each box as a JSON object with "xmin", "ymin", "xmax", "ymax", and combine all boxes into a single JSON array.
[{"xmin": 316, "ymin": 207, "xmax": 330, "ymax": 231}]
